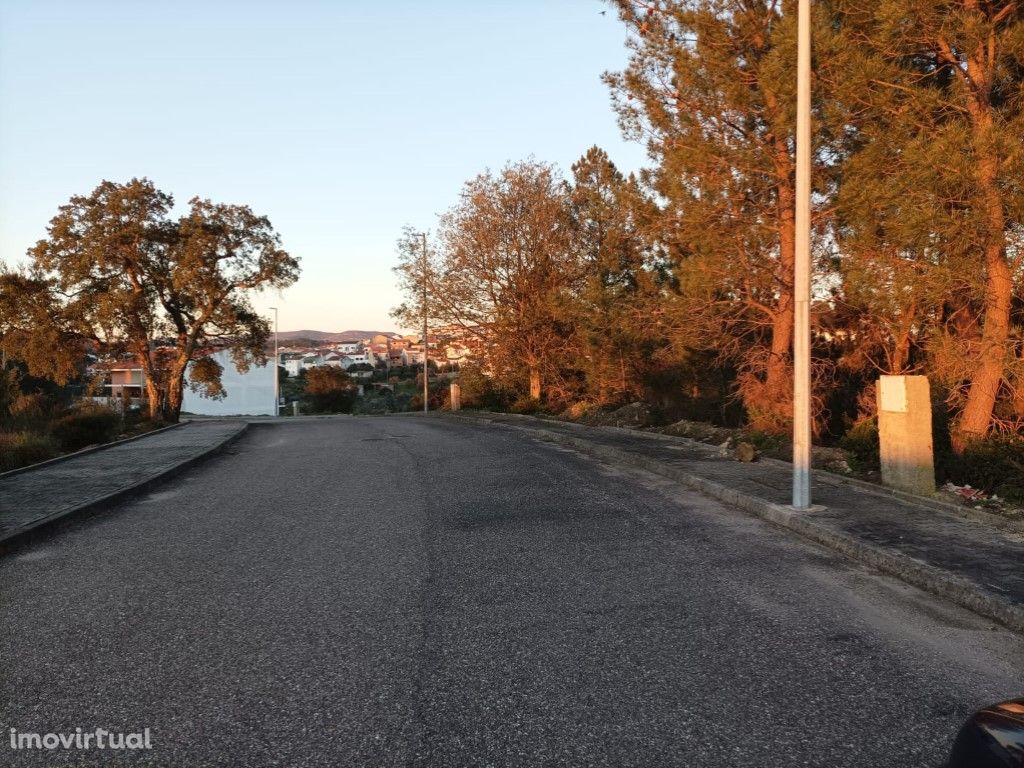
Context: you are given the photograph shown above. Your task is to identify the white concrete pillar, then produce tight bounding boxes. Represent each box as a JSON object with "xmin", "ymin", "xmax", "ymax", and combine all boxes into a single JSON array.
[{"xmin": 877, "ymin": 375, "xmax": 935, "ymax": 496}]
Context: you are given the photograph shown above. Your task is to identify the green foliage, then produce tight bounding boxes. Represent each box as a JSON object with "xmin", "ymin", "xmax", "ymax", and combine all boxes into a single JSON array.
[
  {"xmin": 509, "ymin": 396, "xmax": 544, "ymax": 415},
  {"xmin": 303, "ymin": 366, "xmax": 356, "ymax": 413},
  {"xmin": 602, "ymin": 0, "xmax": 852, "ymax": 433},
  {"xmin": 0, "ymin": 432, "xmax": 60, "ymax": 472},
  {"xmin": 279, "ymin": 374, "xmax": 305, "ymax": 404},
  {"xmin": 352, "ymin": 389, "xmax": 396, "ymax": 415},
  {"xmin": 407, "ymin": 380, "xmax": 447, "ymax": 412},
  {"xmin": 392, "ymin": 161, "xmax": 578, "ymax": 404},
  {"xmin": 0, "ymin": 269, "xmax": 85, "ymax": 386},
  {"xmin": 954, "ymin": 438, "xmax": 1024, "ymax": 503},
  {"xmin": 6, "ymin": 392, "xmax": 56, "ymax": 433},
  {"xmin": 455, "ymin": 364, "xmax": 509, "ymax": 411},
  {"xmin": 839, "ymin": 418, "xmax": 880, "ymax": 474},
  {"xmin": 187, "ymin": 356, "xmax": 227, "ymax": 400},
  {"xmin": 568, "ymin": 146, "xmax": 663, "ymax": 406},
  {"xmin": 8, "ymin": 178, "xmax": 300, "ymax": 422},
  {"xmin": 740, "ymin": 429, "xmax": 790, "ymax": 457},
  {"xmin": 828, "ymin": 0, "xmax": 1024, "ymax": 440},
  {"xmin": 930, "ymin": 402, "xmax": 959, "ymax": 487},
  {"xmin": 0, "ymin": 366, "xmax": 20, "ymax": 420},
  {"xmin": 50, "ymin": 406, "xmax": 121, "ymax": 451}
]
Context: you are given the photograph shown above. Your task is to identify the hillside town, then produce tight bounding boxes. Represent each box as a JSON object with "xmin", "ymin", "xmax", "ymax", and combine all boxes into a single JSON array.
[
  {"xmin": 79, "ymin": 326, "xmax": 485, "ymax": 418},
  {"xmin": 277, "ymin": 328, "xmax": 480, "ymax": 380}
]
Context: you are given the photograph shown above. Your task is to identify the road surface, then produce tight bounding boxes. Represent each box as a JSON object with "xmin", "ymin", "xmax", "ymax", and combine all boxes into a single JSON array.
[{"xmin": 1, "ymin": 416, "xmax": 1021, "ymax": 766}]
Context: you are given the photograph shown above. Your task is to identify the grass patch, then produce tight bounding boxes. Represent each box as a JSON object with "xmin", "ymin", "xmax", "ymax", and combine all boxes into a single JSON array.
[{"xmin": 0, "ymin": 432, "xmax": 61, "ymax": 472}]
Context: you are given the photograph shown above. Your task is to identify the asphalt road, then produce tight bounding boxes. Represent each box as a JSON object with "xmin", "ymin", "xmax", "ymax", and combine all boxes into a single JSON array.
[{"xmin": 1, "ymin": 416, "xmax": 1022, "ymax": 767}]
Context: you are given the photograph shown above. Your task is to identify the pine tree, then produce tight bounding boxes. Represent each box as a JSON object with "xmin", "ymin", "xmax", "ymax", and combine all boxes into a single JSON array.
[
  {"xmin": 567, "ymin": 146, "xmax": 663, "ymax": 405},
  {"xmin": 605, "ymin": 0, "xmax": 839, "ymax": 433},
  {"xmin": 833, "ymin": 0, "xmax": 1024, "ymax": 444}
]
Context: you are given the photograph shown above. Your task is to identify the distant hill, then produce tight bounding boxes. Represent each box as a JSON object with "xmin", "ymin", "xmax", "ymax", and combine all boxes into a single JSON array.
[{"xmin": 276, "ymin": 329, "xmax": 399, "ymax": 342}]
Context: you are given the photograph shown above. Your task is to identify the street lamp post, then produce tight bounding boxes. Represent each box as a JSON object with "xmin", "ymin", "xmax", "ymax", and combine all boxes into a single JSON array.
[
  {"xmin": 270, "ymin": 306, "xmax": 279, "ymax": 417},
  {"xmin": 414, "ymin": 232, "xmax": 429, "ymax": 414},
  {"xmin": 792, "ymin": 0, "xmax": 812, "ymax": 509}
]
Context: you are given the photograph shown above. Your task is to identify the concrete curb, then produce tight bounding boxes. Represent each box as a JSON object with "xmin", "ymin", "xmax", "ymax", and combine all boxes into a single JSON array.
[
  {"xmin": 443, "ymin": 411, "xmax": 1024, "ymax": 635},
  {"xmin": 0, "ymin": 422, "xmax": 250, "ymax": 552},
  {"xmin": 0, "ymin": 420, "xmax": 188, "ymax": 479}
]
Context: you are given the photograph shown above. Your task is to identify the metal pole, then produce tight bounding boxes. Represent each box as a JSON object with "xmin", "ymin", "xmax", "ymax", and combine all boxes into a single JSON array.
[
  {"xmin": 792, "ymin": 0, "xmax": 812, "ymax": 509},
  {"xmin": 420, "ymin": 232, "xmax": 429, "ymax": 413},
  {"xmin": 270, "ymin": 306, "xmax": 279, "ymax": 417}
]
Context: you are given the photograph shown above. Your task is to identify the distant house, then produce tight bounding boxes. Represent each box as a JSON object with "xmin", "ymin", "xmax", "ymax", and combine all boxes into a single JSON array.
[
  {"xmin": 341, "ymin": 351, "xmax": 373, "ymax": 368},
  {"xmin": 402, "ymin": 347, "xmax": 425, "ymax": 366},
  {"xmin": 337, "ymin": 341, "xmax": 362, "ymax": 354},
  {"xmin": 104, "ymin": 366, "xmax": 146, "ymax": 400},
  {"xmin": 85, "ymin": 361, "xmax": 147, "ymax": 409}
]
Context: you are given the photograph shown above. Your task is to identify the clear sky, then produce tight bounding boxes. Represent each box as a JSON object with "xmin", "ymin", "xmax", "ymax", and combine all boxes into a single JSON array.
[{"xmin": 0, "ymin": 0, "xmax": 647, "ymax": 333}]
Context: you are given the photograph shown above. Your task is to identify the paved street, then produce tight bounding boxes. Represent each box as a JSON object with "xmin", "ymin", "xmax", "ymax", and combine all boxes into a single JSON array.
[{"xmin": 1, "ymin": 416, "xmax": 1022, "ymax": 767}]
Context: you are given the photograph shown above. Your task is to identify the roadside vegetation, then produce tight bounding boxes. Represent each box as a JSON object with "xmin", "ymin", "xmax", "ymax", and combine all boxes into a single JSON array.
[
  {"xmin": 392, "ymin": 2, "xmax": 1024, "ymax": 510},
  {"xmin": 0, "ymin": 179, "xmax": 301, "ymax": 471},
  {"xmin": 0, "ymin": 179, "xmax": 300, "ymax": 425},
  {"xmin": 0, "ymin": 366, "xmax": 160, "ymax": 472}
]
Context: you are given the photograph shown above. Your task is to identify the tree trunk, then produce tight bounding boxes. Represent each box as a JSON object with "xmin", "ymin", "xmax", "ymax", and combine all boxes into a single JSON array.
[
  {"xmin": 955, "ymin": 54, "xmax": 1010, "ymax": 450},
  {"xmin": 891, "ymin": 331, "xmax": 911, "ymax": 375},
  {"xmin": 767, "ymin": 302, "xmax": 794, "ymax": 394},
  {"xmin": 956, "ymin": 243, "xmax": 1011, "ymax": 447},
  {"xmin": 134, "ymin": 346, "xmax": 162, "ymax": 422},
  {"xmin": 763, "ymin": 137, "xmax": 797, "ymax": 423},
  {"xmin": 165, "ymin": 367, "xmax": 186, "ymax": 424},
  {"xmin": 144, "ymin": 375, "xmax": 161, "ymax": 422},
  {"xmin": 529, "ymin": 364, "xmax": 541, "ymax": 401}
]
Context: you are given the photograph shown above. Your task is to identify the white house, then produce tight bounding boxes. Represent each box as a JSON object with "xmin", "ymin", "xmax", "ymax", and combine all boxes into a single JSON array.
[
  {"xmin": 337, "ymin": 341, "xmax": 362, "ymax": 354},
  {"xmin": 182, "ymin": 349, "xmax": 276, "ymax": 416},
  {"xmin": 402, "ymin": 347, "xmax": 424, "ymax": 366},
  {"xmin": 341, "ymin": 351, "xmax": 373, "ymax": 368}
]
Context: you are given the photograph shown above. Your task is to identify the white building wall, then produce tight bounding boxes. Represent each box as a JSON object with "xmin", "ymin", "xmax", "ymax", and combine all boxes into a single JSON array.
[
  {"xmin": 343, "ymin": 353, "xmax": 371, "ymax": 368},
  {"xmin": 182, "ymin": 349, "xmax": 276, "ymax": 416}
]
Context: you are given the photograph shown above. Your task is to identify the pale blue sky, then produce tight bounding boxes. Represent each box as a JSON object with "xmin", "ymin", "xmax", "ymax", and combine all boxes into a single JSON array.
[{"xmin": 0, "ymin": 0, "xmax": 646, "ymax": 332}]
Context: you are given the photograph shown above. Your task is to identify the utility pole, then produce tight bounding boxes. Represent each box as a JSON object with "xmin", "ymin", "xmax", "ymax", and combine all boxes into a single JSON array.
[
  {"xmin": 270, "ymin": 306, "xmax": 279, "ymax": 417},
  {"xmin": 792, "ymin": 0, "xmax": 812, "ymax": 510},
  {"xmin": 417, "ymin": 232, "xmax": 429, "ymax": 413}
]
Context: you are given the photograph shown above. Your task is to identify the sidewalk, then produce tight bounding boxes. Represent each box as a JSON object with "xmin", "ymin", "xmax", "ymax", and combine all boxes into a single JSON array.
[
  {"xmin": 0, "ymin": 420, "xmax": 248, "ymax": 545},
  {"xmin": 444, "ymin": 411, "xmax": 1024, "ymax": 634}
]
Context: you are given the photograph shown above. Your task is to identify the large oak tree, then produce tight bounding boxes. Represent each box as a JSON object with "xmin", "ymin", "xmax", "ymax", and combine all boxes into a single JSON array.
[{"xmin": 2, "ymin": 178, "xmax": 299, "ymax": 422}]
